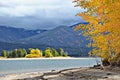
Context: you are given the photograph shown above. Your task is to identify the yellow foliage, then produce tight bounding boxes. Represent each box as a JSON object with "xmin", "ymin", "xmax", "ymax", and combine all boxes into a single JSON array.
[
  {"xmin": 26, "ymin": 48, "xmax": 42, "ymax": 58},
  {"xmin": 74, "ymin": 0, "xmax": 120, "ymax": 65}
]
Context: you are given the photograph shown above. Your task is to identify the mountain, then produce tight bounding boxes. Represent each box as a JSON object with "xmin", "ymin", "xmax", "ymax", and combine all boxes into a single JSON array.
[
  {"xmin": 16, "ymin": 23, "xmax": 90, "ymax": 56},
  {"xmin": 19, "ymin": 22, "xmax": 89, "ymax": 48},
  {"xmin": 0, "ymin": 22, "xmax": 90, "ymax": 56},
  {"xmin": 0, "ymin": 26, "xmax": 47, "ymax": 42}
]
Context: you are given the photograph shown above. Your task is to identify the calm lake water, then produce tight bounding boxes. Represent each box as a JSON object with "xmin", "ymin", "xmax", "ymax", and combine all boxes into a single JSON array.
[{"xmin": 0, "ymin": 58, "xmax": 100, "ymax": 76}]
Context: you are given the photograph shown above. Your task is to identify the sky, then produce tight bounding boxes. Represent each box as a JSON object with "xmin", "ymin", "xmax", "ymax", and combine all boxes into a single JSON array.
[{"xmin": 0, "ymin": 0, "xmax": 84, "ymax": 30}]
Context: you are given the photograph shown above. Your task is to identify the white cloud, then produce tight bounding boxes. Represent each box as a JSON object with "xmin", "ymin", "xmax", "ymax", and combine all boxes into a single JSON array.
[
  {"xmin": 0, "ymin": 0, "xmax": 82, "ymax": 17},
  {"xmin": 0, "ymin": 0, "xmax": 69, "ymax": 6},
  {"xmin": 0, "ymin": 0, "xmax": 84, "ymax": 29}
]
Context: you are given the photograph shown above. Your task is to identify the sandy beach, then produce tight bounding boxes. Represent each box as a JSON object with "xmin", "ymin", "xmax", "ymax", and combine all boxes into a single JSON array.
[
  {"xmin": 0, "ymin": 57, "xmax": 97, "ymax": 60},
  {"xmin": 0, "ymin": 66, "xmax": 120, "ymax": 80}
]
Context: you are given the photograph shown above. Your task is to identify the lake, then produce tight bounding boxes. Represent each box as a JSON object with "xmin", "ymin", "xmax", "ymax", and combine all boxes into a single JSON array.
[{"xmin": 0, "ymin": 58, "xmax": 101, "ymax": 76}]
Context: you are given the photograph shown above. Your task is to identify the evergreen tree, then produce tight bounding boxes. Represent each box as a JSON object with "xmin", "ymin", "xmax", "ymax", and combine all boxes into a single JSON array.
[
  {"xmin": 59, "ymin": 48, "xmax": 64, "ymax": 56},
  {"xmin": 17, "ymin": 49, "xmax": 27, "ymax": 57},
  {"xmin": 12, "ymin": 49, "xmax": 18, "ymax": 58},
  {"xmin": 21, "ymin": 49, "xmax": 27, "ymax": 57},
  {"xmin": 45, "ymin": 47, "xmax": 53, "ymax": 57},
  {"xmin": 7, "ymin": 51, "xmax": 12, "ymax": 58},
  {"xmin": 1, "ymin": 50, "xmax": 7, "ymax": 57},
  {"xmin": 51, "ymin": 48, "xmax": 59, "ymax": 57},
  {"xmin": 58, "ymin": 48, "xmax": 68, "ymax": 57}
]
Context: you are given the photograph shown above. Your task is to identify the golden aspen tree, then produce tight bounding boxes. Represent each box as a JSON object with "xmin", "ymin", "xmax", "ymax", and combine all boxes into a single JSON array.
[
  {"xmin": 26, "ymin": 48, "xmax": 43, "ymax": 58},
  {"xmin": 74, "ymin": 0, "xmax": 120, "ymax": 66}
]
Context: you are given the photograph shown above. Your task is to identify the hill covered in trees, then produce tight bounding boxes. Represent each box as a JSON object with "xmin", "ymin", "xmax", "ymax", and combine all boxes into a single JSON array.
[
  {"xmin": 0, "ymin": 22, "xmax": 90, "ymax": 57},
  {"xmin": 0, "ymin": 26, "xmax": 47, "ymax": 42},
  {"xmin": 18, "ymin": 23, "xmax": 89, "ymax": 48}
]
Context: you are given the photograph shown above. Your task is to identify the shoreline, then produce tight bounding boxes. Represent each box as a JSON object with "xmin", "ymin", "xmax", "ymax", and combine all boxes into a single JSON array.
[
  {"xmin": 0, "ymin": 57, "xmax": 98, "ymax": 60},
  {"xmin": 0, "ymin": 66, "xmax": 120, "ymax": 80}
]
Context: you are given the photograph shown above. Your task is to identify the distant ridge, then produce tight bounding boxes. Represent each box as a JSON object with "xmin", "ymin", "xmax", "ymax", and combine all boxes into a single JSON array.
[
  {"xmin": 70, "ymin": 22, "xmax": 89, "ymax": 28},
  {"xmin": 18, "ymin": 22, "xmax": 89, "ymax": 48},
  {"xmin": 0, "ymin": 23, "xmax": 90, "ymax": 56},
  {"xmin": 0, "ymin": 25, "xmax": 47, "ymax": 42}
]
